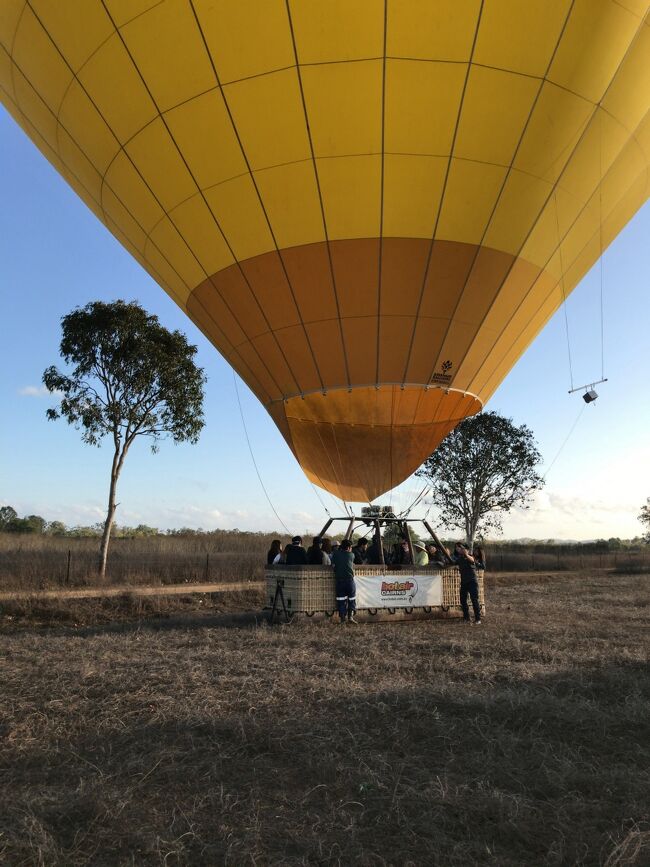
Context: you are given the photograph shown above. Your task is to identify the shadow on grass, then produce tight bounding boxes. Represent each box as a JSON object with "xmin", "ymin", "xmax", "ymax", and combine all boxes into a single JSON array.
[{"xmin": 2, "ymin": 656, "xmax": 648, "ymax": 867}]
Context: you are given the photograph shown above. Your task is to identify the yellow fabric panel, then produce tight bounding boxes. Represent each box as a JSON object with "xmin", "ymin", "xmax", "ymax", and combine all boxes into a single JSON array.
[
  {"xmin": 456, "ymin": 263, "xmax": 555, "ymax": 390},
  {"xmin": 272, "ymin": 324, "xmax": 322, "ymax": 393},
  {"xmin": 103, "ymin": 149, "xmax": 164, "ymax": 232},
  {"xmin": 387, "ymin": 0, "xmax": 481, "ymax": 62},
  {"xmin": 58, "ymin": 128, "xmax": 103, "ymax": 202},
  {"xmin": 382, "ymin": 154, "xmax": 447, "ymax": 238},
  {"xmin": 341, "ymin": 316, "xmax": 378, "ymax": 384},
  {"xmin": 140, "ymin": 235, "xmax": 192, "ymax": 305},
  {"xmin": 304, "ymin": 320, "xmax": 348, "ymax": 385},
  {"xmin": 101, "ymin": 184, "xmax": 148, "ymax": 253},
  {"xmin": 455, "ymin": 65, "xmax": 540, "ymax": 167},
  {"xmin": 125, "ymin": 118, "xmax": 197, "ymax": 213},
  {"xmin": 196, "ymin": 0, "xmax": 294, "ymax": 83},
  {"xmin": 473, "ymin": 0, "xmax": 571, "ymax": 77},
  {"xmin": 169, "ymin": 195, "xmax": 234, "ymax": 276},
  {"xmin": 10, "ymin": 65, "xmax": 58, "ymax": 150},
  {"xmin": 250, "ymin": 331, "xmax": 300, "ymax": 395},
  {"xmin": 147, "ymin": 216, "xmax": 205, "ymax": 290},
  {"xmin": 164, "ymin": 90, "xmax": 247, "ymax": 190},
  {"xmin": 437, "ymin": 159, "xmax": 508, "ymax": 245},
  {"xmin": 289, "ymin": 0, "xmax": 384, "ymax": 64},
  {"xmin": 119, "ymin": 0, "xmax": 214, "ymax": 114},
  {"xmin": 317, "ymin": 155, "xmax": 381, "ymax": 240},
  {"xmin": 78, "ymin": 33, "xmax": 157, "ymax": 143},
  {"xmin": 240, "ymin": 254, "xmax": 301, "ymax": 331},
  {"xmin": 483, "ymin": 170, "xmax": 553, "ymax": 255},
  {"xmin": 602, "ymin": 22, "xmax": 650, "ymax": 131},
  {"xmin": 58, "ymin": 80, "xmax": 119, "ymax": 175},
  {"xmin": 330, "ymin": 238, "xmax": 380, "ymax": 319},
  {"xmin": 300, "ymin": 60, "xmax": 382, "ymax": 158},
  {"xmin": 0, "ymin": 0, "xmax": 25, "ymax": 52},
  {"xmin": 514, "ymin": 82, "xmax": 593, "ymax": 186},
  {"xmin": 223, "ymin": 68, "xmax": 310, "ymax": 171},
  {"xmin": 477, "ymin": 287, "xmax": 564, "ymax": 401},
  {"xmin": 0, "ymin": 45, "xmax": 14, "ymax": 98},
  {"xmin": 29, "ymin": 0, "xmax": 113, "ymax": 72},
  {"xmin": 12, "ymin": 6, "xmax": 72, "ymax": 114},
  {"xmin": 385, "ymin": 59, "xmax": 465, "ymax": 155},
  {"xmin": 203, "ymin": 174, "xmax": 274, "ymax": 262},
  {"xmin": 103, "ymin": 1, "xmax": 162, "ymax": 28},
  {"xmin": 254, "ymin": 161, "xmax": 325, "ymax": 250},
  {"xmin": 560, "ymin": 110, "xmax": 632, "ymax": 205},
  {"xmin": 548, "ymin": 0, "xmax": 642, "ymax": 103}
]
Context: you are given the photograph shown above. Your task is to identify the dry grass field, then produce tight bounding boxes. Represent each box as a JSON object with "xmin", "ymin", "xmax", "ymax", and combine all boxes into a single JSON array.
[{"xmin": 1, "ymin": 571, "xmax": 648, "ymax": 866}]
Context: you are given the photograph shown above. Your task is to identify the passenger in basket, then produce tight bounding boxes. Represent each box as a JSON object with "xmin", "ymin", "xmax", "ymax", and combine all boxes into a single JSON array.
[
  {"xmin": 366, "ymin": 532, "xmax": 387, "ymax": 565},
  {"xmin": 331, "ymin": 538, "xmax": 358, "ymax": 624},
  {"xmin": 352, "ymin": 537, "xmax": 369, "ymax": 564},
  {"xmin": 307, "ymin": 536, "xmax": 331, "ymax": 565},
  {"xmin": 453, "ymin": 542, "xmax": 482, "ymax": 625},
  {"xmin": 284, "ymin": 535, "xmax": 308, "ymax": 566},
  {"xmin": 413, "ymin": 541, "xmax": 429, "ymax": 566},
  {"xmin": 267, "ymin": 539, "xmax": 283, "ymax": 565},
  {"xmin": 321, "ymin": 538, "xmax": 333, "ymax": 562},
  {"xmin": 474, "ymin": 545, "xmax": 486, "ymax": 571}
]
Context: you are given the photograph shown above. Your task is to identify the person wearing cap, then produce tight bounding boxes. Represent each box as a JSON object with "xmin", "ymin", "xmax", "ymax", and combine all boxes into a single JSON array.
[
  {"xmin": 453, "ymin": 542, "xmax": 482, "ymax": 625},
  {"xmin": 413, "ymin": 541, "xmax": 429, "ymax": 566},
  {"xmin": 331, "ymin": 538, "xmax": 358, "ymax": 624},
  {"xmin": 285, "ymin": 535, "xmax": 308, "ymax": 566}
]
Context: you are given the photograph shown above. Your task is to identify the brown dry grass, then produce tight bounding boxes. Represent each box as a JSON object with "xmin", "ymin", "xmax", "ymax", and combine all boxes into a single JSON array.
[{"xmin": 0, "ymin": 572, "xmax": 648, "ymax": 866}]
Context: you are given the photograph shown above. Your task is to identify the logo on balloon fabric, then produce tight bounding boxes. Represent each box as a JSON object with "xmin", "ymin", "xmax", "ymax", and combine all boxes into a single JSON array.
[{"xmin": 431, "ymin": 360, "xmax": 453, "ymax": 386}]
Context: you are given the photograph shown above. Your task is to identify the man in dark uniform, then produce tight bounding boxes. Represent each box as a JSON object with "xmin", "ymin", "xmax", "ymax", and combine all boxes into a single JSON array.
[
  {"xmin": 453, "ymin": 542, "xmax": 482, "ymax": 625},
  {"xmin": 331, "ymin": 538, "xmax": 358, "ymax": 624}
]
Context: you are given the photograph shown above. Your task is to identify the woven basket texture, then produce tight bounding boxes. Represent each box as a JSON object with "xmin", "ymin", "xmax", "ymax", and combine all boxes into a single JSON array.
[{"xmin": 265, "ymin": 566, "xmax": 485, "ymax": 613}]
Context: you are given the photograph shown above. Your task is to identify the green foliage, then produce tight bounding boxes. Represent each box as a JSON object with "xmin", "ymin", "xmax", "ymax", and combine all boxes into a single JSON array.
[
  {"xmin": 416, "ymin": 411, "xmax": 544, "ymax": 545},
  {"xmin": 0, "ymin": 506, "xmax": 17, "ymax": 530},
  {"xmin": 639, "ymin": 498, "xmax": 650, "ymax": 542},
  {"xmin": 3, "ymin": 514, "xmax": 47, "ymax": 534},
  {"xmin": 43, "ymin": 300, "xmax": 206, "ymax": 450}
]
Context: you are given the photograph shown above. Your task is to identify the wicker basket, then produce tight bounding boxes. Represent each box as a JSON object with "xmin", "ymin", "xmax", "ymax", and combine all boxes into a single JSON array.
[{"xmin": 265, "ymin": 565, "xmax": 485, "ymax": 614}]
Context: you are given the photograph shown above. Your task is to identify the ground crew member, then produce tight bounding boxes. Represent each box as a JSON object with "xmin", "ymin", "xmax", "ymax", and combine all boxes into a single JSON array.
[
  {"xmin": 331, "ymin": 538, "xmax": 358, "ymax": 624},
  {"xmin": 453, "ymin": 542, "xmax": 482, "ymax": 625}
]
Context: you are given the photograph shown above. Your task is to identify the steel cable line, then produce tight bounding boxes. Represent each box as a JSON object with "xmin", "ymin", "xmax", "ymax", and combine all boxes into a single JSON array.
[{"xmin": 232, "ymin": 372, "xmax": 291, "ymax": 535}]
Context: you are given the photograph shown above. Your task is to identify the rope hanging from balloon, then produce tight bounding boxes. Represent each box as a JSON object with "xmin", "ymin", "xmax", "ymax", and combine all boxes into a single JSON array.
[{"xmin": 232, "ymin": 372, "xmax": 291, "ymax": 535}]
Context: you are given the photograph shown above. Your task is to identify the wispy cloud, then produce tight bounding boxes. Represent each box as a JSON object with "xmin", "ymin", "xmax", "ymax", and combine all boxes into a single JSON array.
[{"xmin": 19, "ymin": 385, "xmax": 61, "ymax": 398}]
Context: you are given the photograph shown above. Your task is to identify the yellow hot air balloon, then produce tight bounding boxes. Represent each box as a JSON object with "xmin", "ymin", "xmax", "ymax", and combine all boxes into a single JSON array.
[{"xmin": 1, "ymin": 1, "xmax": 648, "ymax": 501}]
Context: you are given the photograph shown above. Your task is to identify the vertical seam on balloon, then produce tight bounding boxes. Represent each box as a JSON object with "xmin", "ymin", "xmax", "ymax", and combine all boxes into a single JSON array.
[
  {"xmin": 419, "ymin": 0, "xmax": 577, "ymax": 387},
  {"xmin": 93, "ymin": 0, "xmax": 290, "ymax": 401},
  {"xmin": 375, "ymin": 0, "xmax": 388, "ymax": 386},
  {"xmin": 469, "ymin": 132, "xmax": 648, "ymax": 398},
  {"xmin": 284, "ymin": 0, "xmax": 352, "ymax": 391},
  {"xmin": 22, "ymin": 1, "xmax": 282, "ymax": 403},
  {"xmin": 450, "ymin": 14, "xmax": 649, "ymax": 398},
  {"xmin": 397, "ymin": 0, "xmax": 485, "ymax": 391},
  {"xmin": 188, "ymin": 0, "xmax": 326, "ymax": 396}
]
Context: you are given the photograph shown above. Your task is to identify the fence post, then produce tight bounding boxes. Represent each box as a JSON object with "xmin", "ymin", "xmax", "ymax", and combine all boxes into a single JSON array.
[
  {"xmin": 66, "ymin": 549, "xmax": 71, "ymax": 585},
  {"xmin": 500, "ymin": 552, "xmax": 504, "ymax": 571},
  {"xmin": 205, "ymin": 552, "xmax": 210, "ymax": 581}
]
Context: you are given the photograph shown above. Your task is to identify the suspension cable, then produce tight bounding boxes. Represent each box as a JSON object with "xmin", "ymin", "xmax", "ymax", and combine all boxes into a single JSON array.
[
  {"xmin": 542, "ymin": 402, "xmax": 588, "ymax": 480},
  {"xmin": 232, "ymin": 372, "xmax": 291, "ymax": 535},
  {"xmin": 554, "ymin": 192, "xmax": 575, "ymax": 391}
]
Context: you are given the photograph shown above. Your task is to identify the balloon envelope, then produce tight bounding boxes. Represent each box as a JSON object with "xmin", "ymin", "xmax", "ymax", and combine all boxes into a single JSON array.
[{"xmin": 2, "ymin": 1, "xmax": 649, "ymax": 501}]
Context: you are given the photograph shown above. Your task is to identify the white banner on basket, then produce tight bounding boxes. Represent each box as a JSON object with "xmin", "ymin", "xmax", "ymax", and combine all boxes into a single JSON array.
[{"xmin": 355, "ymin": 573, "xmax": 443, "ymax": 609}]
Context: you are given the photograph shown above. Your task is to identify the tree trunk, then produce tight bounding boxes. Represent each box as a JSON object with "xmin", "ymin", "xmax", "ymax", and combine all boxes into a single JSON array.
[{"xmin": 98, "ymin": 446, "xmax": 121, "ymax": 579}]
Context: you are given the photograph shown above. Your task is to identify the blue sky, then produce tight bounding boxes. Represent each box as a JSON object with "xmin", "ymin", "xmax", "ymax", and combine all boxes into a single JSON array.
[{"xmin": 1, "ymin": 106, "xmax": 649, "ymax": 539}]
